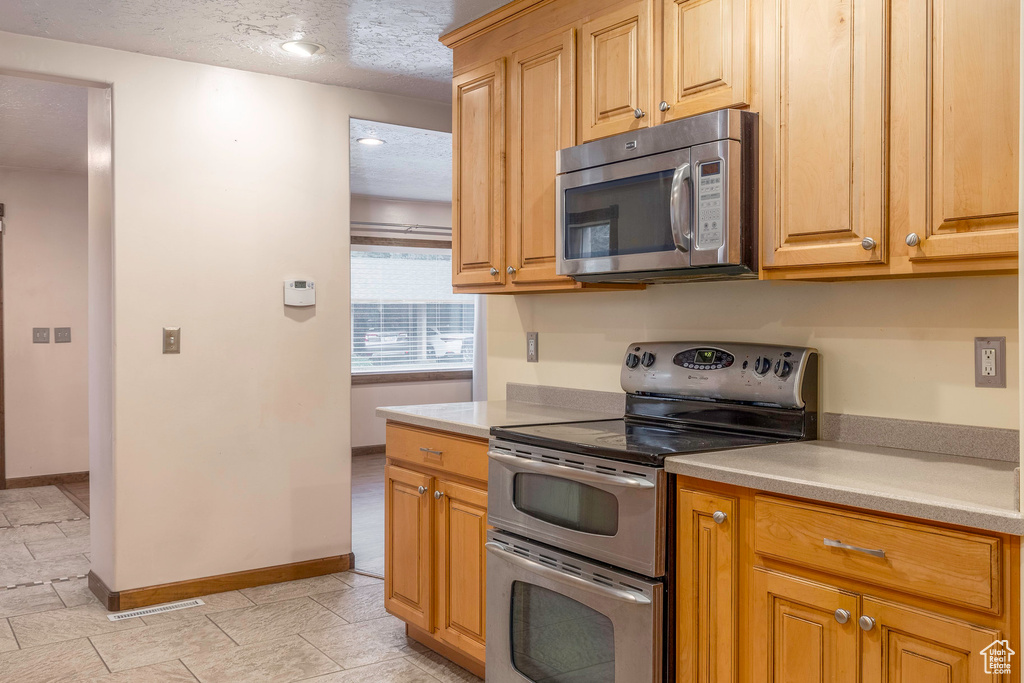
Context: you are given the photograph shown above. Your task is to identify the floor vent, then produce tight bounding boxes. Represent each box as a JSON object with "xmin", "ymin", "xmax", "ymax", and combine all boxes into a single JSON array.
[{"xmin": 107, "ymin": 598, "xmax": 205, "ymax": 622}]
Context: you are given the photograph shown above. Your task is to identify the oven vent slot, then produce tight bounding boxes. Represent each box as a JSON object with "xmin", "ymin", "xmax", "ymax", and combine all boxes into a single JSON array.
[
  {"xmin": 596, "ymin": 465, "xmax": 617, "ymax": 472},
  {"xmin": 561, "ymin": 562, "xmax": 583, "ymax": 577},
  {"xmin": 619, "ymin": 582, "xmax": 645, "ymax": 594},
  {"xmin": 538, "ymin": 553, "xmax": 560, "ymax": 568},
  {"xmin": 592, "ymin": 574, "xmax": 615, "ymax": 587}
]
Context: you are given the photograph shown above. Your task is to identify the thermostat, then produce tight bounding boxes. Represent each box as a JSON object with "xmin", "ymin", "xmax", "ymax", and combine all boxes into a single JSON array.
[{"xmin": 284, "ymin": 279, "xmax": 315, "ymax": 307}]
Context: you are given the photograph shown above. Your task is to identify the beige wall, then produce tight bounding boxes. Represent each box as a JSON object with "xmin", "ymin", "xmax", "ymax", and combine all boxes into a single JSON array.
[
  {"xmin": 489, "ymin": 275, "xmax": 1019, "ymax": 429},
  {"xmin": 1, "ymin": 167, "xmax": 89, "ymax": 478},
  {"xmin": 0, "ymin": 31, "xmax": 451, "ymax": 591},
  {"xmin": 352, "ymin": 381, "xmax": 472, "ymax": 447}
]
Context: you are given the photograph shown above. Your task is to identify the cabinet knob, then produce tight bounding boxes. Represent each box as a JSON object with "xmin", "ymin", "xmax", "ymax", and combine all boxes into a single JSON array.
[
  {"xmin": 861, "ymin": 237, "xmax": 876, "ymax": 250},
  {"xmin": 906, "ymin": 232, "xmax": 920, "ymax": 247},
  {"xmin": 507, "ymin": 266, "xmax": 516, "ymax": 275},
  {"xmin": 489, "ymin": 267, "xmax": 498, "ymax": 276},
  {"xmin": 712, "ymin": 511, "xmax": 727, "ymax": 525},
  {"xmin": 834, "ymin": 609, "xmax": 851, "ymax": 624},
  {"xmin": 659, "ymin": 101, "xmax": 670, "ymax": 112},
  {"xmin": 434, "ymin": 490, "xmax": 443, "ymax": 500},
  {"xmin": 417, "ymin": 486, "xmax": 427, "ymax": 495},
  {"xmin": 859, "ymin": 615, "xmax": 876, "ymax": 631},
  {"xmin": 634, "ymin": 108, "xmax": 646, "ymax": 119}
]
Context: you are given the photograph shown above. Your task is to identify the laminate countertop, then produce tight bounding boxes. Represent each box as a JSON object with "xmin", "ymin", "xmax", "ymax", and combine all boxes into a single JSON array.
[
  {"xmin": 376, "ymin": 400, "xmax": 621, "ymax": 440},
  {"xmin": 666, "ymin": 440, "xmax": 1023, "ymax": 535}
]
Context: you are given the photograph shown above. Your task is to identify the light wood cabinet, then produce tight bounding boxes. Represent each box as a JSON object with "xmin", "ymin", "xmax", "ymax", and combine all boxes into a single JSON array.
[
  {"xmin": 659, "ymin": 0, "xmax": 751, "ymax": 122},
  {"xmin": 579, "ymin": 1, "xmax": 653, "ymax": 142},
  {"xmin": 383, "ymin": 423, "xmax": 488, "ymax": 677},
  {"xmin": 677, "ymin": 488, "xmax": 738, "ymax": 682}
]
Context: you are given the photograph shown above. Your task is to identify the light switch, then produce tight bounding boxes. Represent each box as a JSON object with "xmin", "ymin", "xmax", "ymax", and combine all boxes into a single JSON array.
[
  {"xmin": 55, "ymin": 327, "xmax": 71, "ymax": 343},
  {"xmin": 975, "ymin": 337, "xmax": 1006, "ymax": 388},
  {"xmin": 33, "ymin": 328, "xmax": 49, "ymax": 344},
  {"xmin": 163, "ymin": 327, "xmax": 181, "ymax": 354}
]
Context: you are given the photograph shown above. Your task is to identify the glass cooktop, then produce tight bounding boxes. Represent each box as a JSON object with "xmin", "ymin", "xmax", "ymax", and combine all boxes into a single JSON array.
[{"xmin": 491, "ymin": 419, "xmax": 789, "ymax": 466}]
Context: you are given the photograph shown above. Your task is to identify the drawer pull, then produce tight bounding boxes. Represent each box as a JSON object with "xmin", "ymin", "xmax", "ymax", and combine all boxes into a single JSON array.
[
  {"xmin": 712, "ymin": 511, "xmax": 727, "ymax": 525},
  {"xmin": 417, "ymin": 486, "xmax": 427, "ymax": 495},
  {"xmin": 419, "ymin": 447, "xmax": 443, "ymax": 456},
  {"xmin": 834, "ymin": 609, "xmax": 851, "ymax": 624},
  {"xmin": 859, "ymin": 615, "xmax": 876, "ymax": 631},
  {"xmin": 824, "ymin": 538, "xmax": 886, "ymax": 559}
]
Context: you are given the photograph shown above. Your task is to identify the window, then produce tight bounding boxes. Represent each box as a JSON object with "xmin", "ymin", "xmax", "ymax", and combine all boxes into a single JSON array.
[{"xmin": 351, "ymin": 246, "xmax": 476, "ymax": 373}]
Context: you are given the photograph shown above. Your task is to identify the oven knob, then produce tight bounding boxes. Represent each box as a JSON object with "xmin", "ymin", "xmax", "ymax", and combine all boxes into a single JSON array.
[
  {"xmin": 754, "ymin": 356, "xmax": 771, "ymax": 375},
  {"xmin": 625, "ymin": 353, "xmax": 641, "ymax": 369},
  {"xmin": 774, "ymin": 360, "xmax": 792, "ymax": 379},
  {"xmin": 640, "ymin": 351, "xmax": 656, "ymax": 368}
]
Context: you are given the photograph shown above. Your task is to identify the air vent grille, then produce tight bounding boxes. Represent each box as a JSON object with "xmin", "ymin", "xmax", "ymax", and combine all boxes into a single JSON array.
[{"xmin": 107, "ymin": 598, "xmax": 205, "ymax": 622}]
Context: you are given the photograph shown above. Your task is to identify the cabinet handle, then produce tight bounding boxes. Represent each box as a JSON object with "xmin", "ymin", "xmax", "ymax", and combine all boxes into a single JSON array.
[
  {"xmin": 507, "ymin": 266, "xmax": 516, "ymax": 275},
  {"xmin": 490, "ymin": 267, "xmax": 498, "ymax": 276},
  {"xmin": 823, "ymin": 538, "xmax": 886, "ymax": 559},
  {"xmin": 634, "ymin": 108, "xmax": 646, "ymax": 119},
  {"xmin": 659, "ymin": 101, "xmax": 670, "ymax": 112},
  {"xmin": 861, "ymin": 237, "xmax": 876, "ymax": 250},
  {"xmin": 712, "ymin": 511, "xmax": 727, "ymax": 524},
  {"xmin": 834, "ymin": 609, "xmax": 851, "ymax": 624},
  {"xmin": 906, "ymin": 232, "xmax": 920, "ymax": 247},
  {"xmin": 434, "ymin": 490, "xmax": 443, "ymax": 500},
  {"xmin": 417, "ymin": 486, "xmax": 427, "ymax": 495},
  {"xmin": 419, "ymin": 447, "xmax": 443, "ymax": 456},
  {"xmin": 859, "ymin": 616, "xmax": 876, "ymax": 631}
]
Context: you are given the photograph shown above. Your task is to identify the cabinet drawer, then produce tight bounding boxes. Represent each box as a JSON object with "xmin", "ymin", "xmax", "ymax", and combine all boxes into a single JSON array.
[
  {"xmin": 386, "ymin": 422, "xmax": 489, "ymax": 482},
  {"xmin": 753, "ymin": 497, "xmax": 1001, "ymax": 612}
]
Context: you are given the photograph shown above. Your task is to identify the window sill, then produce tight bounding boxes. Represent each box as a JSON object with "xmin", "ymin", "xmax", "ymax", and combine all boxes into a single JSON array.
[{"xmin": 351, "ymin": 369, "xmax": 473, "ymax": 385}]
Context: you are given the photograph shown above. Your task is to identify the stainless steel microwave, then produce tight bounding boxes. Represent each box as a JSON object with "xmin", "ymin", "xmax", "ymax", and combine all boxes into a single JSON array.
[{"xmin": 556, "ymin": 109, "xmax": 758, "ymax": 283}]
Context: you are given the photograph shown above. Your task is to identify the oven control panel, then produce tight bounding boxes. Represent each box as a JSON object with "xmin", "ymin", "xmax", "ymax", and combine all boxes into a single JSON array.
[{"xmin": 620, "ymin": 341, "xmax": 818, "ymax": 408}]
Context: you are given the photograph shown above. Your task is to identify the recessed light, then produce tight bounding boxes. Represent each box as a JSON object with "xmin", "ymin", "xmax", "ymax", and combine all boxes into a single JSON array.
[
  {"xmin": 356, "ymin": 137, "xmax": 386, "ymax": 146},
  {"xmin": 281, "ymin": 40, "xmax": 325, "ymax": 57}
]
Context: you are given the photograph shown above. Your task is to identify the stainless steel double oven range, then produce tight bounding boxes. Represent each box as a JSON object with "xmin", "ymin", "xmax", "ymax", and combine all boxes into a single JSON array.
[{"xmin": 485, "ymin": 341, "xmax": 820, "ymax": 682}]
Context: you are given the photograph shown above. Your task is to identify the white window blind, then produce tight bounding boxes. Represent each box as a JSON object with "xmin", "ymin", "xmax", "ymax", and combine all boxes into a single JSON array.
[{"xmin": 351, "ymin": 246, "xmax": 475, "ymax": 373}]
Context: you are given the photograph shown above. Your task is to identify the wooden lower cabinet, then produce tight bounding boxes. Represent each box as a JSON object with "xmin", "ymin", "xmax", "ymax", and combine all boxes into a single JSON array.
[{"xmin": 383, "ymin": 423, "xmax": 488, "ymax": 676}]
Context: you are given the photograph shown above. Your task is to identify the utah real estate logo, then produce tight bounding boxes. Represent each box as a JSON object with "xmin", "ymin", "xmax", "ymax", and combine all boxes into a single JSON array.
[{"xmin": 981, "ymin": 640, "xmax": 1015, "ymax": 675}]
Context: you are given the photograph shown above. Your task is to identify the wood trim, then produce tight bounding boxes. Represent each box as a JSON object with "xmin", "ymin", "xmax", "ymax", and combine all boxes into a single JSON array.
[
  {"xmin": 440, "ymin": 0, "xmax": 554, "ymax": 47},
  {"xmin": 351, "ymin": 236, "xmax": 453, "ymax": 250},
  {"xmin": 6, "ymin": 471, "xmax": 89, "ymax": 489},
  {"xmin": 90, "ymin": 554, "xmax": 353, "ymax": 612},
  {"xmin": 351, "ymin": 370, "xmax": 473, "ymax": 385},
  {"xmin": 352, "ymin": 444, "xmax": 386, "ymax": 457},
  {"xmin": 407, "ymin": 623, "xmax": 486, "ymax": 678}
]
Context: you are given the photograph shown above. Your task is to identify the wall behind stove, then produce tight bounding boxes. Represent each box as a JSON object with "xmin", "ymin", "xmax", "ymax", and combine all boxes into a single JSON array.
[{"xmin": 487, "ymin": 275, "xmax": 1019, "ymax": 429}]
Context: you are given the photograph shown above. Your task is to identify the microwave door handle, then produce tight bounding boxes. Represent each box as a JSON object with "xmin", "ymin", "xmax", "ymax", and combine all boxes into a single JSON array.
[
  {"xmin": 670, "ymin": 162, "xmax": 691, "ymax": 252},
  {"xmin": 485, "ymin": 542, "xmax": 652, "ymax": 605},
  {"xmin": 488, "ymin": 451, "xmax": 655, "ymax": 489}
]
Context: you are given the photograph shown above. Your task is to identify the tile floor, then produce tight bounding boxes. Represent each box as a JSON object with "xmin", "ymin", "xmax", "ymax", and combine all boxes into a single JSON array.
[
  {"xmin": 0, "ymin": 485, "xmax": 482, "ymax": 683},
  {"xmin": 351, "ymin": 453, "xmax": 385, "ymax": 577}
]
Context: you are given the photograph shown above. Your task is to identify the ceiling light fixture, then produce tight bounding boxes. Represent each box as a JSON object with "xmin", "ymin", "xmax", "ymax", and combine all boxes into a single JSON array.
[
  {"xmin": 281, "ymin": 40, "xmax": 325, "ymax": 57},
  {"xmin": 356, "ymin": 137, "xmax": 386, "ymax": 146}
]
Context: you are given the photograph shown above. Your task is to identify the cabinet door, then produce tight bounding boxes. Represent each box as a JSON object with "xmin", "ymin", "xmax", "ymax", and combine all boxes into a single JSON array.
[
  {"xmin": 861, "ymin": 597, "xmax": 1003, "ymax": 683},
  {"xmin": 453, "ymin": 60, "xmax": 506, "ymax": 287},
  {"xmin": 677, "ymin": 489, "xmax": 738, "ymax": 683},
  {"xmin": 900, "ymin": 0, "xmax": 1019, "ymax": 262},
  {"xmin": 508, "ymin": 29, "xmax": 576, "ymax": 286},
  {"xmin": 660, "ymin": 0, "xmax": 750, "ymax": 122},
  {"xmin": 752, "ymin": 570, "xmax": 859, "ymax": 683},
  {"xmin": 760, "ymin": 0, "xmax": 887, "ymax": 269},
  {"xmin": 579, "ymin": 1, "xmax": 652, "ymax": 142},
  {"xmin": 435, "ymin": 479, "xmax": 488, "ymax": 663},
  {"xmin": 384, "ymin": 464, "xmax": 433, "ymax": 631}
]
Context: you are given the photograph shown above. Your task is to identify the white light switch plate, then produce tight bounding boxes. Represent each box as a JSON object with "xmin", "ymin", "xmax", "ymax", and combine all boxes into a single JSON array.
[{"xmin": 975, "ymin": 337, "xmax": 1006, "ymax": 388}]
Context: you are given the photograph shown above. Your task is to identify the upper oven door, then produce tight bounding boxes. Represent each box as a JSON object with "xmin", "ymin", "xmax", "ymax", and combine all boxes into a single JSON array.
[
  {"xmin": 556, "ymin": 148, "xmax": 692, "ymax": 277},
  {"xmin": 488, "ymin": 440, "xmax": 666, "ymax": 577}
]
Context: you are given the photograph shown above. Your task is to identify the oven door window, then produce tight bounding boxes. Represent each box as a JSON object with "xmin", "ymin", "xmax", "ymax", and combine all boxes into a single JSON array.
[
  {"xmin": 564, "ymin": 170, "xmax": 675, "ymax": 259},
  {"xmin": 512, "ymin": 581, "xmax": 615, "ymax": 682},
  {"xmin": 512, "ymin": 473, "xmax": 619, "ymax": 536}
]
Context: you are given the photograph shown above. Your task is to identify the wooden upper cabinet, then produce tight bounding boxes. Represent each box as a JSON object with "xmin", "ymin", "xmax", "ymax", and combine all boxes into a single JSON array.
[
  {"xmin": 508, "ymin": 29, "xmax": 576, "ymax": 285},
  {"xmin": 860, "ymin": 597, "xmax": 1002, "ymax": 683},
  {"xmin": 760, "ymin": 0, "xmax": 887, "ymax": 269},
  {"xmin": 579, "ymin": 1, "xmax": 653, "ymax": 142},
  {"xmin": 384, "ymin": 464, "xmax": 434, "ymax": 631},
  {"xmin": 659, "ymin": 0, "xmax": 750, "ymax": 122},
  {"xmin": 452, "ymin": 60, "xmax": 506, "ymax": 287},
  {"xmin": 900, "ymin": 0, "xmax": 1019, "ymax": 262}
]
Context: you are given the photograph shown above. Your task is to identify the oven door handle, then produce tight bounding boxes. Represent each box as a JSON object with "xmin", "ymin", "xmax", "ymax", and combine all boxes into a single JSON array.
[
  {"xmin": 485, "ymin": 542, "xmax": 652, "ymax": 605},
  {"xmin": 488, "ymin": 451, "xmax": 655, "ymax": 489},
  {"xmin": 669, "ymin": 161, "xmax": 691, "ymax": 253}
]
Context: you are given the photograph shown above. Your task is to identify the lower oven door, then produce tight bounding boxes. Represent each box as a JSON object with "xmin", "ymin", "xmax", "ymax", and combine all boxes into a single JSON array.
[
  {"xmin": 488, "ymin": 440, "xmax": 666, "ymax": 577},
  {"xmin": 486, "ymin": 531, "xmax": 663, "ymax": 683}
]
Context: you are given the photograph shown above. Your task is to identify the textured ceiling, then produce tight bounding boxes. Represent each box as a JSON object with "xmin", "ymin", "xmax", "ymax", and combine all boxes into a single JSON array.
[
  {"xmin": 0, "ymin": 74, "xmax": 88, "ymax": 173},
  {"xmin": 350, "ymin": 119, "xmax": 452, "ymax": 202},
  {"xmin": 0, "ymin": 0, "xmax": 509, "ymax": 101}
]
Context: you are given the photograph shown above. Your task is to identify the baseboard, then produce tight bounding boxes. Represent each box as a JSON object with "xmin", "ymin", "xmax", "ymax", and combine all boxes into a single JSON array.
[
  {"xmin": 90, "ymin": 553, "xmax": 354, "ymax": 611},
  {"xmin": 7, "ymin": 471, "xmax": 89, "ymax": 489},
  {"xmin": 352, "ymin": 444, "xmax": 385, "ymax": 457}
]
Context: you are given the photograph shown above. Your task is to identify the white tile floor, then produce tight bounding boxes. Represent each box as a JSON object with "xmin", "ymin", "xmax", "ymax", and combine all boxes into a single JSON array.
[{"xmin": 0, "ymin": 486, "xmax": 482, "ymax": 683}]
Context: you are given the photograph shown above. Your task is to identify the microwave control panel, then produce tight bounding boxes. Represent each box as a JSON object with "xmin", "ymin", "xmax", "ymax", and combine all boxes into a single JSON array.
[{"xmin": 695, "ymin": 161, "xmax": 725, "ymax": 251}]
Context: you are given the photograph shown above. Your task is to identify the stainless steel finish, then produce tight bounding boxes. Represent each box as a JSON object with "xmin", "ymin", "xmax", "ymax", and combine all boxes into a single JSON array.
[
  {"xmin": 669, "ymin": 161, "xmax": 691, "ymax": 252},
  {"xmin": 419, "ymin": 447, "xmax": 443, "ymax": 456},
  {"xmin": 824, "ymin": 538, "xmax": 886, "ymax": 559},
  {"xmin": 906, "ymin": 232, "xmax": 920, "ymax": 247},
  {"xmin": 634, "ymin": 107, "xmax": 645, "ymax": 119},
  {"xmin": 489, "ymin": 267, "xmax": 498, "ymax": 276},
  {"xmin": 484, "ymin": 542, "xmax": 651, "ymax": 604},
  {"xmin": 712, "ymin": 511, "xmax": 727, "ymax": 524},
  {"xmin": 434, "ymin": 490, "xmax": 443, "ymax": 500},
  {"xmin": 507, "ymin": 266, "xmax": 516, "ymax": 275},
  {"xmin": 834, "ymin": 609, "xmax": 851, "ymax": 624},
  {"xmin": 859, "ymin": 615, "xmax": 876, "ymax": 631},
  {"xmin": 690, "ymin": 140, "xmax": 741, "ymax": 268},
  {"xmin": 486, "ymin": 531, "xmax": 663, "ymax": 683},
  {"xmin": 620, "ymin": 342, "xmax": 818, "ymax": 409},
  {"xmin": 659, "ymin": 101, "xmax": 670, "ymax": 112},
  {"xmin": 861, "ymin": 237, "xmax": 876, "ymax": 250},
  {"xmin": 417, "ymin": 486, "xmax": 427, "ymax": 495},
  {"xmin": 489, "ymin": 451, "xmax": 655, "ymax": 489},
  {"xmin": 489, "ymin": 439, "xmax": 666, "ymax": 577}
]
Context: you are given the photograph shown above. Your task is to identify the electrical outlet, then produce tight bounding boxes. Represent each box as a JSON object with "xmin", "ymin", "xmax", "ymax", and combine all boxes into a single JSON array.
[
  {"xmin": 54, "ymin": 327, "xmax": 71, "ymax": 343},
  {"xmin": 527, "ymin": 332, "xmax": 539, "ymax": 363},
  {"xmin": 33, "ymin": 328, "xmax": 49, "ymax": 344},
  {"xmin": 975, "ymin": 337, "xmax": 1006, "ymax": 388},
  {"xmin": 163, "ymin": 327, "xmax": 181, "ymax": 354}
]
